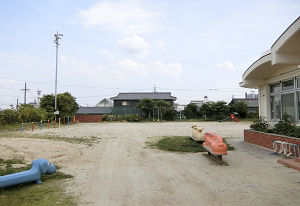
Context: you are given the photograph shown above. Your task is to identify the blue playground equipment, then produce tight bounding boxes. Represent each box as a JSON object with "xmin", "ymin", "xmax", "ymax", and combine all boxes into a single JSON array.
[{"xmin": 0, "ymin": 158, "xmax": 56, "ymax": 188}]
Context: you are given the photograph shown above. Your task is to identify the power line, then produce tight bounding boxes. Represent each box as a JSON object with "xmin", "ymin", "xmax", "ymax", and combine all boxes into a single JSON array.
[{"xmin": 0, "ymin": 76, "xmax": 256, "ymax": 92}]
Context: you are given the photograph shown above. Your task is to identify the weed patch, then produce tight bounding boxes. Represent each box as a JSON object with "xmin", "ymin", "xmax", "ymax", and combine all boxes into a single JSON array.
[
  {"xmin": 146, "ymin": 136, "xmax": 235, "ymax": 153},
  {"xmin": 0, "ymin": 158, "xmax": 75, "ymax": 206},
  {"xmin": 146, "ymin": 136, "xmax": 206, "ymax": 153}
]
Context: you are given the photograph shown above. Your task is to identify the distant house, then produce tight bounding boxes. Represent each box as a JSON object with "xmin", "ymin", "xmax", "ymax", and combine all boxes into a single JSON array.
[
  {"xmin": 110, "ymin": 92, "xmax": 177, "ymax": 115},
  {"xmin": 229, "ymin": 93, "xmax": 259, "ymax": 113},
  {"xmin": 94, "ymin": 98, "xmax": 113, "ymax": 107}
]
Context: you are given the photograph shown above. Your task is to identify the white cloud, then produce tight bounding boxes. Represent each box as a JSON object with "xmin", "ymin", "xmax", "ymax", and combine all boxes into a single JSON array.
[
  {"xmin": 98, "ymin": 49, "xmax": 113, "ymax": 59},
  {"xmin": 117, "ymin": 59, "xmax": 149, "ymax": 76},
  {"xmin": 117, "ymin": 59, "xmax": 182, "ymax": 77},
  {"xmin": 215, "ymin": 61, "xmax": 235, "ymax": 70},
  {"xmin": 60, "ymin": 56, "xmax": 124, "ymax": 82},
  {"xmin": 154, "ymin": 40, "xmax": 166, "ymax": 51},
  {"xmin": 152, "ymin": 61, "xmax": 182, "ymax": 77},
  {"xmin": 118, "ymin": 35, "xmax": 151, "ymax": 58},
  {"xmin": 76, "ymin": 1, "xmax": 162, "ymax": 34}
]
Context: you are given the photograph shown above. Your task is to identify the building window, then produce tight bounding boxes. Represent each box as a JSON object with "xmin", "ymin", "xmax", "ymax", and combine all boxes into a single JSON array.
[
  {"xmin": 282, "ymin": 79, "xmax": 294, "ymax": 91},
  {"xmin": 270, "ymin": 83, "xmax": 280, "ymax": 93},
  {"xmin": 282, "ymin": 93, "xmax": 295, "ymax": 121},
  {"xmin": 118, "ymin": 101, "xmax": 130, "ymax": 106},
  {"xmin": 271, "ymin": 95, "xmax": 281, "ymax": 119},
  {"xmin": 270, "ymin": 77, "xmax": 300, "ymax": 122}
]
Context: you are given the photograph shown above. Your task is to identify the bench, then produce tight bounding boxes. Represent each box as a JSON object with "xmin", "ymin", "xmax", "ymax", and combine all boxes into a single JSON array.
[{"xmin": 203, "ymin": 132, "xmax": 228, "ymax": 164}]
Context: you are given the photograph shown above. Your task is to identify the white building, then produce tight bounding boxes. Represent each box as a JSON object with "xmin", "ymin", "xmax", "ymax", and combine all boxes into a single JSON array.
[
  {"xmin": 190, "ymin": 96, "xmax": 210, "ymax": 107},
  {"xmin": 240, "ymin": 17, "xmax": 300, "ymax": 124}
]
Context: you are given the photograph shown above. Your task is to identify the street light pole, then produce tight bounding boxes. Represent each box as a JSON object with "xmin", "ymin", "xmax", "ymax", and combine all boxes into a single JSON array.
[{"xmin": 54, "ymin": 31, "xmax": 63, "ymax": 122}]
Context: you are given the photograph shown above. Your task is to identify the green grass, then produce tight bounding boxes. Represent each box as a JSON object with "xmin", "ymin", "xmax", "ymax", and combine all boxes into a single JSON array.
[
  {"xmin": 0, "ymin": 158, "xmax": 76, "ymax": 206},
  {"xmin": 146, "ymin": 136, "xmax": 234, "ymax": 166},
  {"xmin": 146, "ymin": 136, "xmax": 235, "ymax": 153},
  {"xmin": 146, "ymin": 136, "xmax": 206, "ymax": 153}
]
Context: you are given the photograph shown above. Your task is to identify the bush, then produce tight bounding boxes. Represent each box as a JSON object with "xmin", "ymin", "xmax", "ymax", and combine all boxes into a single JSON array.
[
  {"xmin": 18, "ymin": 107, "xmax": 47, "ymax": 123},
  {"xmin": 250, "ymin": 116, "xmax": 269, "ymax": 132},
  {"xmin": 102, "ymin": 114, "xmax": 109, "ymax": 121},
  {"xmin": 0, "ymin": 109, "xmax": 18, "ymax": 125},
  {"xmin": 116, "ymin": 115, "xmax": 124, "ymax": 122},
  {"xmin": 106, "ymin": 115, "xmax": 116, "ymax": 121},
  {"xmin": 125, "ymin": 114, "xmax": 143, "ymax": 122},
  {"xmin": 250, "ymin": 113, "xmax": 300, "ymax": 138},
  {"xmin": 273, "ymin": 112, "xmax": 297, "ymax": 137}
]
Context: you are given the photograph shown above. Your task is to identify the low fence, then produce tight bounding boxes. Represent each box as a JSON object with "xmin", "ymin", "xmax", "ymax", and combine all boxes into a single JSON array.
[{"xmin": 21, "ymin": 116, "xmax": 76, "ymax": 132}]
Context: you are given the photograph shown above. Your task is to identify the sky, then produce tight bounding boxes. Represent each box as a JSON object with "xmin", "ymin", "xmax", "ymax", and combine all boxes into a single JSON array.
[{"xmin": 0, "ymin": 0, "xmax": 299, "ymax": 109}]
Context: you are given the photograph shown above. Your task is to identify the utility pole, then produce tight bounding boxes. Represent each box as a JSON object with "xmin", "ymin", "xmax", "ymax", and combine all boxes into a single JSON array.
[
  {"xmin": 21, "ymin": 83, "xmax": 30, "ymax": 104},
  {"xmin": 54, "ymin": 31, "xmax": 63, "ymax": 122}
]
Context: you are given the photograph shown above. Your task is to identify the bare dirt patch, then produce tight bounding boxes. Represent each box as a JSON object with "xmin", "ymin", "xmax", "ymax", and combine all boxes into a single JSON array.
[{"xmin": 1, "ymin": 122, "xmax": 299, "ymax": 206}]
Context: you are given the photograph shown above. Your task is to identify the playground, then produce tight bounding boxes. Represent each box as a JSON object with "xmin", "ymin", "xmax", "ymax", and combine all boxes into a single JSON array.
[{"xmin": 1, "ymin": 122, "xmax": 300, "ymax": 205}]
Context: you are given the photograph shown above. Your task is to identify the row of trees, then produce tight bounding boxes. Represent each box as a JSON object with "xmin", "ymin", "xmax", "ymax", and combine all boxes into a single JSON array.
[
  {"xmin": 183, "ymin": 101, "xmax": 256, "ymax": 120},
  {"xmin": 135, "ymin": 98, "xmax": 177, "ymax": 121},
  {"xmin": 0, "ymin": 92, "xmax": 79, "ymax": 125}
]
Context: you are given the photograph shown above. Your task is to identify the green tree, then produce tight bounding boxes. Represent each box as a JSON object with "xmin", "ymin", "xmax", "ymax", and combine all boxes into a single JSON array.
[
  {"xmin": 57, "ymin": 92, "xmax": 79, "ymax": 117},
  {"xmin": 40, "ymin": 92, "xmax": 79, "ymax": 120},
  {"xmin": 199, "ymin": 102, "xmax": 213, "ymax": 119},
  {"xmin": 183, "ymin": 103, "xmax": 199, "ymax": 119},
  {"xmin": 211, "ymin": 101, "xmax": 229, "ymax": 120},
  {"xmin": 163, "ymin": 107, "xmax": 177, "ymax": 121},
  {"xmin": 230, "ymin": 101, "xmax": 248, "ymax": 118},
  {"xmin": 40, "ymin": 94, "xmax": 55, "ymax": 120},
  {"xmin": 155, "ymin": 100, "xmax": 170, "ymax": 120},
  {"xmin": 135, "ymin": 98, "xmax": 156, "ymax": 118},
  {"xmin": 17, "ymin": 104, "xmax": 47, "ymax": 123},
  {"xmin": 155, "ymin": 100, "xmax": 170, "ymax": 108}
]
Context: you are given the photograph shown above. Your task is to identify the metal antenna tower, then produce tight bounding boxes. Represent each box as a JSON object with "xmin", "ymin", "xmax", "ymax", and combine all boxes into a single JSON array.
[{"xmin": 54, "ymin": 31, "xmax": 63, "ymax": 121}]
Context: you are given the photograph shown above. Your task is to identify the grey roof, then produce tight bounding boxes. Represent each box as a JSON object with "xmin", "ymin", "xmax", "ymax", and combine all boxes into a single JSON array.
[
  {"xmin": 231, "ymin": 98, "xmax": 259, "ymax": 108},
  {"xmin": 94, "ymin": 98, "xmax": 114, "ymax": 107},
  {"xmin": 110, "ymin": 92, "xmax": 177, "ymax": 101},
  {"xmin": 77, "ymin": 107, "xmax": 113, "ymax": 115}
]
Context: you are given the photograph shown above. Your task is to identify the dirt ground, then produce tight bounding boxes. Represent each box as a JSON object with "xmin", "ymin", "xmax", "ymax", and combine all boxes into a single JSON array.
[{"xmin": 1, "ymin": 121, "xmax": 300, "ymax": 206}]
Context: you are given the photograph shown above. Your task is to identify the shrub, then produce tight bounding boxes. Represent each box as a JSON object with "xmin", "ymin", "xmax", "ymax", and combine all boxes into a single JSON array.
[
  {"xmin": 102, "ymin": 114, "xmax": 109, "ymax": 121},
  {"xmin": 116, "ymin": 115, "xmax": 124, "ymax": 122},
  {"xmin": 125, "ymin": 114, "xmax": 143, "ymax": 122},
  {"xmin": 107, "ymin": 115, "xmax": 116, "ymax": 121},
  {"xmin": 273, "ymin": 112, "xmax": 297, "ymax": 137},
  {"xmin": 250, "ymin": 116, "xmax": 269, "ymax": 132},
  {"xmin": 0, "ymin": 109, "xmax": 18, "ymax": 125},
  {"xmin": 250, "ymin": 113, "xmax": 300, "ymax": 138}
]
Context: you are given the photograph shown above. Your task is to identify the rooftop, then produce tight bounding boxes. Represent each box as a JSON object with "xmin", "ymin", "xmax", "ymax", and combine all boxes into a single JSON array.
[{"xmin": 110, "ymin": 92, "xmax": 177, "ymax": 101}]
